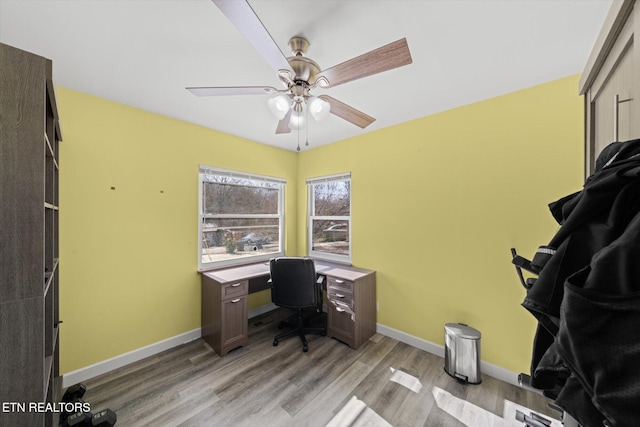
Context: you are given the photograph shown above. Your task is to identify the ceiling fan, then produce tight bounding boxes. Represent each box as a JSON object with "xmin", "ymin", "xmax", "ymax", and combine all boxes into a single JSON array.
[{"xmin": 187, "ymin": 0, "xmax": 412, "ymax": 149}]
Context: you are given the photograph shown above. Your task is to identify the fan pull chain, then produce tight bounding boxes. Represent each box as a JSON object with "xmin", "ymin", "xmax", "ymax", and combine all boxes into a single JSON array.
[{"xmin": 297, "ymin": 125, "xmax": 301, "ymax": 152}]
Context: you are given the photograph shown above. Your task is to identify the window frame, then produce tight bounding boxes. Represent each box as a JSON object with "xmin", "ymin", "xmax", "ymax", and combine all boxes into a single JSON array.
[
  {"xmin": 307, "ymin": 172, "xmax": 352, "ymax": 264},
  {"xmin": 198, "ymin": 166, "xmax": 285, "ymax": 271}
]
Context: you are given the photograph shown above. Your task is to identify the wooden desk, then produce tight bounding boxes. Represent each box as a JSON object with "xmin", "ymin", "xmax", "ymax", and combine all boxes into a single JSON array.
[{"xmin": 201, "ymin": 260, "xmax": 376, "ymax": 356}]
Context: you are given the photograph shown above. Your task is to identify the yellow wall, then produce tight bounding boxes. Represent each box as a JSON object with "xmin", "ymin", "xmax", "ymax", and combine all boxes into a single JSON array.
[
  {"xmin": 297, "ymin": 75, "xmax": 584, "ymax": 373},
  {"xmin": 58, "ymin": 74, "xmax": 583, "ymax": 376},
  {"xmin": 57, "ymin": 88, "xmax": 297, "ymax": 374}
]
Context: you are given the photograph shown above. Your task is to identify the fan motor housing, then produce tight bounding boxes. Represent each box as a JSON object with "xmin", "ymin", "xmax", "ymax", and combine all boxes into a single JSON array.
[
  {"xmin": 287, "ymin": 56, "xmax": 320, "ymax": 84},
  {"xmin": 287, "ymin": 36, "xmax": 320, "ymax": 84}
]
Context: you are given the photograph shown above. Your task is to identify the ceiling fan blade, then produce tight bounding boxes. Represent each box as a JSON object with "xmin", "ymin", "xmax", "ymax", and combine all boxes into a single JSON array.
[
  {"xmin": 316, "ymin": 38, "xmax": 412, "ymax": 88},
  {"xmin": 319, "ymin": 95, "xmax": 375, "ymax": 129},
  {"xmin": 275, "ymin": 110, "xmax": 292, "ymax": 134},
  {"xmin": 186, "ymin": 86, "xmax": 278, "ymax": 96},
  {"xmin": 212, "ymin": 0, "xmax": 294, "ymax": 79}
]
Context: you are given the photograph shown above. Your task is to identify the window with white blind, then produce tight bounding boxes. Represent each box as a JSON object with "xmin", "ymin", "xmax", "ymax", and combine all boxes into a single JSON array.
[
  {"xmin": 199, "ymin": 166, "xmax": 285, "ymax": 270},
  {"xmin": 307, "ymin": 173, "xmax": 351, "ymax": 263}
]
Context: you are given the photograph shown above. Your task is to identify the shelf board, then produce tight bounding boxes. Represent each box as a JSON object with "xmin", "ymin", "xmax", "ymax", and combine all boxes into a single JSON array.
[
  {"xmin": 44, "ymin": 273, "xmax": 52, "ymax": 294},
  {"xmin": 44, "ymin": 354, "xmax": 53, "ymax": 396},
  {"xmin": 49, "ymin": 324, "xmax": 59, "ymax": 357},
  {"xmin": 46, "ymin": 77, "xmax": 63, "ymax": 141},
  {"xmin": 44, "ymin": 259, "xmax": 59, "ymax": 294},
  {"xmin": 44, "ymin": 132, "xmax": 54, "ymax": 157},
  {"xmin": 44, "ymin": 133, "xmax": 60, "ymax": 170}
]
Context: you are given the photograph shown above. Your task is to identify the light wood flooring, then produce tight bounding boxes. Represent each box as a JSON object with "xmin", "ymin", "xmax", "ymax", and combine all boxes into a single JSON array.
[{"xmin": 79, "ymin": 309, "xmax": 559, "ymax": 427}]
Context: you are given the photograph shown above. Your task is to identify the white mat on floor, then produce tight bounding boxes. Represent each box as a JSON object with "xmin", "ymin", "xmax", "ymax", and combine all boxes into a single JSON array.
[{"xmin": 326, "ymin": 396, "xmax": 393, "ymax": 427}]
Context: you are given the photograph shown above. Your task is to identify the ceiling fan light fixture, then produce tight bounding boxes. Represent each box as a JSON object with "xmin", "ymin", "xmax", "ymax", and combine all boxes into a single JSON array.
[
  {"xmin": 192, "ymin": 1, "xmax": 413, "ymax": 149},
  {"xmin": 308, "ymin": 96, "xmax": 330, "ymax": 122},
  {"xmin": 268, "ymin": 95, "xmax": 290, "ymax": 120}
]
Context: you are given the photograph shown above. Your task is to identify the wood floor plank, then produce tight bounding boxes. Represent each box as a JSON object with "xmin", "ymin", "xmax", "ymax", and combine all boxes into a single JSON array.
[
  {"xmin": 131, "ymin": 384, "xmax": 219, "ymax": 426},
  {"xmin": 281, "ymin": 339, "xmax": 368, "ymax": 417},
  {"xmin": 84, "ymin": 356, "xmax": 199, "ymax": 417},
  {"xmin": 345, "ymin": 341, "xmax": 417, "ymax": 410},
  {"xmin": 76, "ymin": 309, "xmax": 561, "ymax": 427},
  {"xmin": 291, "ymin": 360, "xmax": 373, "ymax": 427},
  {"xmin": 387, "ymin": 348, "xmax": 443, "ymax": 426}
]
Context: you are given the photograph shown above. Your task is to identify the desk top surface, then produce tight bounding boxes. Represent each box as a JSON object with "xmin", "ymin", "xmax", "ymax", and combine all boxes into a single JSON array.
[{"xmin": 202, "ymin": 259, "xmax": 374, "ymax": 284}]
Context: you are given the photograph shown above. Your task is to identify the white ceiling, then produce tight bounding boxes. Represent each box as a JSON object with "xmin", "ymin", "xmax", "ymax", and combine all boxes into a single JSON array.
[{"xmin": 0, "ymin": 0, "xmax": 613, "ymax": 152}]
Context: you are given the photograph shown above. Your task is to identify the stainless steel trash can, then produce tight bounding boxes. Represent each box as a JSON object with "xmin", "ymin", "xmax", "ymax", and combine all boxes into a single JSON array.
[{"xmin": 444, "ymin": 323, "xmax": 481, "ymax": 384}]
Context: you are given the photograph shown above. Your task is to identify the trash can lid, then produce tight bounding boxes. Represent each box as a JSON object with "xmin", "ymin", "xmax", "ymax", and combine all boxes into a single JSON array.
[{"xmin": 445, "ymin": 323, "xmax": 481, "ymax": 339}]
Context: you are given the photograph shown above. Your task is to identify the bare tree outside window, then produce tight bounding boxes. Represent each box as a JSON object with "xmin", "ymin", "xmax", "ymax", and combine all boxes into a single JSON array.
[
  {"xmin": 308, "ymin": 175, "xmax": 351, "ymax": 261},
  {"xmin": 199, "ymin": 169, "xmax": 285, "ymax": 269}
]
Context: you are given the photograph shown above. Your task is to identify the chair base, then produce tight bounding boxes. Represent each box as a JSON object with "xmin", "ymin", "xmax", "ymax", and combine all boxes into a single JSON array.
[{"xmin": 273, "ymin": 308, "xmax": 326, "ymax": 352}]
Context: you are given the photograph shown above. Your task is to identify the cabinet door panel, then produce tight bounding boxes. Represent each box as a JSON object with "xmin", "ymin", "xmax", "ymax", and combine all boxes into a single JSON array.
[
  {"xmin": 592, "ymin": 40, "xmax": 635, "ymax": 154},
  {"xmin": 585, "ymin": 1, "xmax": 640, "ymax": 173},
  {"xmin": 327, "ymin": 304, "xmax": 355, "ymax": 346},
  {"xmin": 221, "ymin": 296, "xmax": 248, "ymax": 349}
]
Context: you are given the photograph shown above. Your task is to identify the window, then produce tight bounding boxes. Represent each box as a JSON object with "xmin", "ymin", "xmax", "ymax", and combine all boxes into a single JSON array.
[
  {"xmin": 199, "ymin": 166, "xmax": 285, "ymax": 270},
  {"xmin": 307, "ymin": 173, "xmax": 351, "ymax": 262}
]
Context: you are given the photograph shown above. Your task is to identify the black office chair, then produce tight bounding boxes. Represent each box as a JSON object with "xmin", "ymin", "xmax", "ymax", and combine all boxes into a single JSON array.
[{"xmin": 269, "ymin": 257, "xmax": 326, "ymax": 352}]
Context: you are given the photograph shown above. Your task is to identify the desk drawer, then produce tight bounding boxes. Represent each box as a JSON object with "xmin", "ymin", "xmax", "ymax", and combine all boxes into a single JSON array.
[
  {"xmin": 221, "ymin": 280, "xmax": 248, "ymax": 300},
  {"xmin": 327, "ymin": 277, "xmax": 354, "ymax": 294},
  {"xmin": 327, "ymin": 289, "xmax": 354, "ymax": 309}
]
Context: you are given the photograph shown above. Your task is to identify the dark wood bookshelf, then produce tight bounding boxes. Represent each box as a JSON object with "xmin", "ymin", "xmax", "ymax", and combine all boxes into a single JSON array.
[{"xmin": 0, "ymin": 42, "xmax": 62, "ymax": 427}]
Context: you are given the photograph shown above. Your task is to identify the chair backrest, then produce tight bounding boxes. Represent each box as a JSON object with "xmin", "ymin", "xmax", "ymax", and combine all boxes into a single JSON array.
[{"xmin": 270, "ymin": 257, "xmax": 318, "ymax": 309}]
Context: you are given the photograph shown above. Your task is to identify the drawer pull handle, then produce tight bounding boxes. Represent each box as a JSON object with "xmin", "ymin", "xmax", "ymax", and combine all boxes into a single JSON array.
[
  {"xmin": 334, "ymin": 279, "xmax": 344, "ymax": 284},
  {"xmin": 336, "ymin": 307, "xmax": 345, "ymax": 312},
  {"xmin": 335, "ymin": 293, "xmax": 345, "ymax": 298},
  {"xmin": 231, "ymin": 283, "xmax": 242, "ymax": 287},
  {"xmin": 231, "ymin": 298, "xmax": 241, "ymax": 303}
]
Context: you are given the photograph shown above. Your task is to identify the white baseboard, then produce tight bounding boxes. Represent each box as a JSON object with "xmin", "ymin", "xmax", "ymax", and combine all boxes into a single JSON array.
[
  {"xmin": 62, "ymin": 303, "xmax": 280, "ymax": 388},
  {"xmin": 249, "ymin": 302, "xmax": 277, "ymax": 318},
  {"xmin": 62, "ymin": 305, "xmax": 519, "ymax": 390},
  {"xmin": 62, "ymin": 328, "xmax": 202, "ymax": 388},
  {"xmin": 376, "ymin": 323, "xmax": 520, "ymax": 387}
]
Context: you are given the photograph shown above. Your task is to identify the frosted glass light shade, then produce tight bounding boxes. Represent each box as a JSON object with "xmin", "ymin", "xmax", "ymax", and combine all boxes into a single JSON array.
[
  {"xmin": 288, "ymin": 109, "xmax": 306, "ymax": 130},
  {"xmin": 308, "ymin": 97, "xmax": 330, "ymax": 121},
  {"xmin": 267, "ymin": 95, "xmax": 290, "ymax": 120}
]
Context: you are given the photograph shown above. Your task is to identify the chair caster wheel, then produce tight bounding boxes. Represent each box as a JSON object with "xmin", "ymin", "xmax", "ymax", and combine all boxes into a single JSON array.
[
  {"xmin": 273, "ymin": 338, "xmax": 279, "ymax": 346},
  {"xmin": 303, "ymin": 344, "xmax": 308, "ymax": 352}
]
